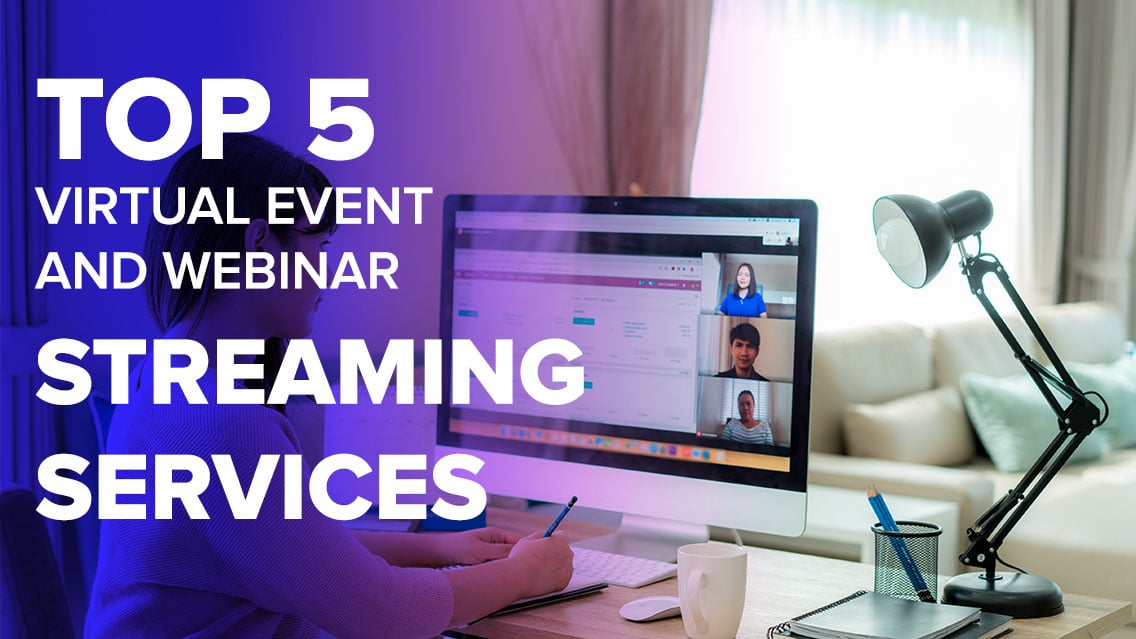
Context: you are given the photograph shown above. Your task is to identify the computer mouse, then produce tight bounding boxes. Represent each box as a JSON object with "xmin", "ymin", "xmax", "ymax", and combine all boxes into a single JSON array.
[{"xmin": 619, "ymin": 595, "xmax": 682, "ymax": 622}]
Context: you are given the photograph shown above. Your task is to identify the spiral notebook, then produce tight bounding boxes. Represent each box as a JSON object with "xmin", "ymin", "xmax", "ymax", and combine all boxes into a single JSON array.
[{"xmin": 767, "ymin": 590, "xmax": 985, "ymax": 639}]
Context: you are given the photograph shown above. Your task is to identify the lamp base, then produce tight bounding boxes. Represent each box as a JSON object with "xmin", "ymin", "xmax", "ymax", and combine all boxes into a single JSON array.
[{"xmin": 942, "ymin": 572, "xmax": 1064, "ymax": 618}]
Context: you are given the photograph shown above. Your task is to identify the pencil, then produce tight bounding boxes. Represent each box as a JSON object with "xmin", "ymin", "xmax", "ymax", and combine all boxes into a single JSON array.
[
  {"xmin": 867, "ymin": 486, "xmax": 935, "ymax": 603},
  {"xmin": 543, "ymin": 496, "xmax": 577, "ymax": 537}
]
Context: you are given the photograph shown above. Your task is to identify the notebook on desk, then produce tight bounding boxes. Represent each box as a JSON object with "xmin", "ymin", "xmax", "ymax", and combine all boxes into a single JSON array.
[
  {"xmin": 491, "ymin": 576, "xmax": 608, "ymax": 616},
  {"xmin": 767, "ymin": 590, "xmax": 988, "ymax": 639}
]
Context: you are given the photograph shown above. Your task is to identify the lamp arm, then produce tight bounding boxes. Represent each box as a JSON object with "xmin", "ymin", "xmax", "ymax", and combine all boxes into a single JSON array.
[
  {"xmin": 962, "ymin": 253, "xmax": 1082, "ymax": 413},
  {"xmin": 955, "ymin": 250, "xmax": 1103, "ymax": 579}
]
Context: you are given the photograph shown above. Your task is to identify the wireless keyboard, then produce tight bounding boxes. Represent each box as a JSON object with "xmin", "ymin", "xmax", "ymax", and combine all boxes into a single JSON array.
[{"xmin": 571, "ymin": 546, "xmax": 677, "ymax": 588}]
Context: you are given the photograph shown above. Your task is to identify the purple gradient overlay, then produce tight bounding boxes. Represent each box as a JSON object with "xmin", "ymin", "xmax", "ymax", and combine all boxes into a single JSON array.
[{"xmin": 14, "ymin": 1, "xmax": 612, "ymax": 634}]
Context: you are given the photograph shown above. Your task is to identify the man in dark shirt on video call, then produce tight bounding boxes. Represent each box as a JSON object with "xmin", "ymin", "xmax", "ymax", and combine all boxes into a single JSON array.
[{"xmin": 716, "ymin": 322, "xmax": 769, "ymax": 381}]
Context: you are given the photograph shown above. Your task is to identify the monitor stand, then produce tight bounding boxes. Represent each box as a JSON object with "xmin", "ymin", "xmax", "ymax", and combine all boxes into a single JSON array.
[{"xmin": 572, "ymin": 512, "xmax": 709, "ymax": 563}]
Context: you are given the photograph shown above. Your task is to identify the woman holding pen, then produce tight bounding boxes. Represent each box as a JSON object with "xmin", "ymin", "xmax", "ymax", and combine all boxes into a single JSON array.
[{"xmin": 85, "ymin": 134, "xmax": 574, "ymax": 639}]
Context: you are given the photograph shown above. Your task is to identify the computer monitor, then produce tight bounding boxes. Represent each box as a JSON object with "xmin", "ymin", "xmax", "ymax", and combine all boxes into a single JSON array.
[{"xmin": 437, "ymin": 195, "xmax": 816, "ymax": 559}]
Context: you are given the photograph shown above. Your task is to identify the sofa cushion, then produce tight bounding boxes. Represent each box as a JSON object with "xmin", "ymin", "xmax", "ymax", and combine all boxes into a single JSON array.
[
  {"xmin": 843, "ymin": 387, "xmax": 974, "ymax": 466},
  {"xmin": 1034, "ymin": 302, "xmax": 1126, "ymax": 366},
  {"xmin": 1067, "ymin": 357, "xmax": 1136, "ymax": 449},
  {"xmin": 959, "ymin": 371, "xmax": 1110, "ymax": 472},
  {"xmin": 932, "ymin": 315, "xmax": 1037, "ymax": 388},
  {"xmin": 810, "ymin": 323, "xmax": 933, "ymax": 455}
]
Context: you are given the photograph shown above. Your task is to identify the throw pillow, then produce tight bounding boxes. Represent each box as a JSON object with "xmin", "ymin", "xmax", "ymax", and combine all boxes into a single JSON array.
[
  {"xmin": 1065, "ymin": 357, "xmax": 1136, "ymax": 449},
  {"xmin": 959, "ymin": 371, "xmax": 1110, "ymax": 473},
  {"xmin": 843, "ymin": 387, "xmax": 975, "ymax": 466}
]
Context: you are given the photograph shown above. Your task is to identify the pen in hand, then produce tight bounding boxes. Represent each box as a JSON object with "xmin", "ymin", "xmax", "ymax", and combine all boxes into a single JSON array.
[{"xmin": 543, "ymin": 496, "xmax": 578, "ymax": 537}]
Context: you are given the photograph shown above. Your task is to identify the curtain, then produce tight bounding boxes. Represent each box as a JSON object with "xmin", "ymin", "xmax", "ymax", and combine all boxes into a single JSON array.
[
  {"xmin": 1025, "ymin": 0, "xmax": 1070, "ymax": 305},
  {"xmin": 1062, "ymin": 0, "xmax": 1136, "ymax": 333},
  {"xmin": 520, "ymin": 1, "xmax": 610, "ymax": 194},
  {"xmin": 2, "ymin": 0, "xmax": 54, "ymax": 492},
  {"xmin": 606, "ymin": 0, "xmax": 713, "ymax": 196},
  {"xmin": 522, "ymin": 0, "xmax": 714, "ymax": 197},
  {"xmin": 1, "ymin": 0, "xmax": 84, "ymax": 625}
]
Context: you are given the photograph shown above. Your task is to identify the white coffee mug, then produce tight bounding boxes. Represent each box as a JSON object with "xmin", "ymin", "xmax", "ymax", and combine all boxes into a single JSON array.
[{"xmin": 677, "ymin": 542, "xmax": 747, "ymax": 639}]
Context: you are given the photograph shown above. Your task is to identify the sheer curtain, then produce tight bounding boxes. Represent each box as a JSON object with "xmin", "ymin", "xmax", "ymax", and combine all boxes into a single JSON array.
[{"xmin": 692, "ymin": 0, "xmax": 1031, "ymax": 331}]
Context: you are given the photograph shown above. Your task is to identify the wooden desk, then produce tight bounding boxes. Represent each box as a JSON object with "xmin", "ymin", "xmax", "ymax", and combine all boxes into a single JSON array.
[{"xmin": 460, "ymin": 508, "xmax": 1132, "ymax": 639}]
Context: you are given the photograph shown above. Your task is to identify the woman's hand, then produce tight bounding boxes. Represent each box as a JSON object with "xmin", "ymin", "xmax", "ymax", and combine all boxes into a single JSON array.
[
  {"xmin": 443, "ymin": 530, "xmax": 575, "ymax": 625},
  {"xmin": 434, "ymin": 527, "xmax": 522, "ymax": 566},
  {"xmin": 506, "ymin": 531, "xmax": 574, "ymax": 597}
]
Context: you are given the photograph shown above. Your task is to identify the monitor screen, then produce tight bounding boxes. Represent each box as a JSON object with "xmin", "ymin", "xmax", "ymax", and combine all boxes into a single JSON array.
[{"xmin": 437, "ymin": 195, "xmax": 816, "ymax": 540}]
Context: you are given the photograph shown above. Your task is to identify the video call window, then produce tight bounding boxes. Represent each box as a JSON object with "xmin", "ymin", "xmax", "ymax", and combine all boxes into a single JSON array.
[
  {"xmin": 697, "ymin": 377, "xmax": 793, "ymax": 448},
  {"xmin": 688, "ymin": 251, "xmax": 798, "ymax": 452},
  {"xmin": 705, "ymin": 253, "xmax": 799, "ymax": 320}
]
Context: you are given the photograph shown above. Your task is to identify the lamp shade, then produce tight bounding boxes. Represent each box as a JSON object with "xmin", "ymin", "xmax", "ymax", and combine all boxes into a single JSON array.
[{"xmin": 872, "ymin": 190, "xmax": 993, "ymax": 288}]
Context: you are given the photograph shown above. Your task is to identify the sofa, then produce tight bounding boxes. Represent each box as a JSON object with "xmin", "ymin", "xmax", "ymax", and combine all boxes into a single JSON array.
[{"xmin": 807, "ymin": 302, "xmax": 1136, "ymax": 632}]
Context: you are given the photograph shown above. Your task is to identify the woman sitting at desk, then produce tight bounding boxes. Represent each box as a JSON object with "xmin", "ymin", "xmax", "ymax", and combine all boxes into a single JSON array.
[
  {"xmin": 719, "ymin": 262, "xmax": 767, "ymax": 317},
  {"xmin": 721, "ymin": 390, "xmax": 774, "ymax": 445},
  {"xmin": 85, "ymin": 134, "xmax": 573, "ymax": 639}
]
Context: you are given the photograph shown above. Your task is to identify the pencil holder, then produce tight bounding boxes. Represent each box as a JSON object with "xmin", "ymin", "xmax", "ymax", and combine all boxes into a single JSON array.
[{"xmin": 872, "ymin": 520, "xmax": 941, "ymax": 601}]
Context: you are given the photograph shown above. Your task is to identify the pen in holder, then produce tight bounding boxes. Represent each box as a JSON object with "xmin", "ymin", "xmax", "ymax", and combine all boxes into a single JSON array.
[{"xmin": 872, "ymin": 521, "xmax": 941, "ymax": 601}]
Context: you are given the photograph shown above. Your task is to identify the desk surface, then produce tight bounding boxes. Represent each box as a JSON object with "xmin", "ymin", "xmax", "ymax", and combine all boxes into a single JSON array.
[{"xmin": 463, "ymin": 507, "xmax": 1133, "ymax": 639}]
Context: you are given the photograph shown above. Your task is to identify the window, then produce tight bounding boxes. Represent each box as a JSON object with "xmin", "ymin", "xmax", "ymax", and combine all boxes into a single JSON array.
[{"xmin": 692, "ymin": 0, "xmax": 1031, "ymax": 330}]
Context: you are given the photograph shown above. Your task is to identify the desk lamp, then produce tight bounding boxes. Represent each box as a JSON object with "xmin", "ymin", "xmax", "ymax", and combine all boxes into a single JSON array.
[{"xmin": 871, "ymin": 190, "xmax": 1109, "ymax": 618}]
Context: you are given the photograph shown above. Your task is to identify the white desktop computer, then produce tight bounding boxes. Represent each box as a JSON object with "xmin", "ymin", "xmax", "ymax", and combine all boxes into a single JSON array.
[{"xmin": 436, "ymin": 195, "xmax": 817, "ymax": 564}]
